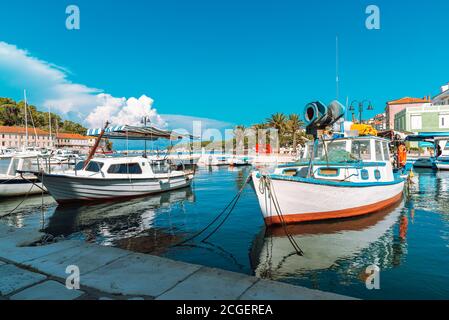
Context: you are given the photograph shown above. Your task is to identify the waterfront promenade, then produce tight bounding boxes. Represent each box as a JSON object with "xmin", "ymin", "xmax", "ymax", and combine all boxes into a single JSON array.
[{"xmin": 0, "ymin": 224, "xmax": 353, "ymax": 300}]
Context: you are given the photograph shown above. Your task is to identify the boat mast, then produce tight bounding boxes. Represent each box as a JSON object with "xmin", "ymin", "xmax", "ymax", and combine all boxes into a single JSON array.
[
  {"xmin": 83, "ymin": 121, "xmax": 110, "ymax": 169},
  {"xmin": 48, "ymin": 106, "xmax": 53, "ymax": 148},
  {"xmin": 24, "ymin": 89, "xmax": 29, "ymax": 148}
]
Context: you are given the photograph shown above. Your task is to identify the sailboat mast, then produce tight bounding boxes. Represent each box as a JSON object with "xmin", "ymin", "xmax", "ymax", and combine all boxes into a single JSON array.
[
  {"xmin": 48, "ymin": 106, "xmax": 52, "ymax": 148},
  {"xmin": 24, "ymin": 89, "xmax": 29, "ymax": 148}
]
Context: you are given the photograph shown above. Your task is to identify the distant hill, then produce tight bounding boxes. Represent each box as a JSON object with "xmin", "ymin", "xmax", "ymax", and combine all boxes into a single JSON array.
[{"xmin": 0, "ymin": 97, "xmax": 87, "ymax": 135}]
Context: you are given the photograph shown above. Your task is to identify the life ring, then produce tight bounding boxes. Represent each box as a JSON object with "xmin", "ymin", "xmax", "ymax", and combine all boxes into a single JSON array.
[{"xmin": 398, "ymin": 145, "xmax": 407, "ymax": 167}]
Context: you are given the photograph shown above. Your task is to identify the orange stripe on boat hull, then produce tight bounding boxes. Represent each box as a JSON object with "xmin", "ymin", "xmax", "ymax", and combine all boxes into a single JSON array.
[{"xmin": 264, "ymin": 192, "xmax": 403, "ymax": 226}]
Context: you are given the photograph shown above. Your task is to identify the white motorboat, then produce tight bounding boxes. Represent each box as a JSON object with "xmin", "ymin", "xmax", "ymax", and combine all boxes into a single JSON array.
[
  {"xmin": 0, "ymin": 148, "xmax": 16, "ymax": 159},
  {"xmin": 33, "ymin": 124, "xmax": 196, "ymax": 204},
  {"xmin": 200, "ymin": 154, "xmax": 229, "ymax": 166},
  {"xmin": 436, "ymin": 157, "xmax": 449, "ymax": 170},
  {"xmin": 228, "ymin": 156, "xmax": 252, "ymax": 167},
  {"xmin": 412, "ymin": 157, "xmax": 436, "ymax": 169},
  {"xmin": 0, "ymin": 153, "xmax": 46, "ymax": 198},
  {"xmin": 35, "ymin": 156, "xmax": 193, "ymax": 204}
]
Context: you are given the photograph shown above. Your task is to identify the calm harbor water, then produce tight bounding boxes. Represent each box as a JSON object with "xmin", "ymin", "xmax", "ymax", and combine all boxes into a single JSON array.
[{"xmin": 1, "ymin": 163, "xmax": 449, "ymax": 300}]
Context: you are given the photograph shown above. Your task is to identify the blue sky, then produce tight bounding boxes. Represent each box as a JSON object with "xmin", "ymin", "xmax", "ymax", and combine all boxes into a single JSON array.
[{"xmin": 0, "ymin": 0, "xmax": 448, "ymax": 129}]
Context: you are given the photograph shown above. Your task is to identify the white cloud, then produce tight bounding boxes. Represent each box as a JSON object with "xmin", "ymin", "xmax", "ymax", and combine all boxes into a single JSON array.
[
  {"xmin": 0, "ymin": 41, "xmax": 232, "ymax": 134},
  {"xmin": 0, "ymin": 41, "xmax": 165, "ymax": 128},
  {"xmin": 86, "ymin": 94, "xmax": 166, "ymax": 128}
]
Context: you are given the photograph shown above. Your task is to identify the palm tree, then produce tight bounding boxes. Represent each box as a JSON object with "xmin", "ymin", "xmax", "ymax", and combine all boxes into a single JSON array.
[
  {"xmin": 266, "ymin": 113, "xmax": 287, "ymax": 134},
  {"xmin": 286, "ymin": 114, "xmax": 304, "ymax": 153}
]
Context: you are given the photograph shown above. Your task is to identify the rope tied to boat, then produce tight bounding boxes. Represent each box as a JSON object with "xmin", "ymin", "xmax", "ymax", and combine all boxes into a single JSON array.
[
  {"xmin": 259, "ymin": 174, "xmax": 304, "ymax": 256},
  {"xmin": 172, "ymin": 173, "xmax": 252, "ymax": 247}
]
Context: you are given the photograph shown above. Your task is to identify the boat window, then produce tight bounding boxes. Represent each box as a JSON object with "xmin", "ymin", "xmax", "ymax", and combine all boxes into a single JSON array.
[
  {"xmin": 351, "ymin": 140, "xmax": 371, "ymax": 161},
  {"xmin": 322, "ymin": 140, "xmax": 352, "ymax": 163},
  {"xmin": 150, "ymin": 161, "xmax": 170, "ymax": 174},
  {"xmin": 375, "ymin": 141, "xmax": 383, "ymax": 161},
  {"xmin": 382, "ymin": 142, "xmax": 390, "ymax": 161},
  {"xmin": 85, "ymin": 161, "xmax": 104, "ymax": 172},
  {"xmin": 107, "ymin": 163, "xmax": 142, "ymax": 174},
  {"xmin": 75, "ymin": 161, "xmax": 85, "ymax": 171}
]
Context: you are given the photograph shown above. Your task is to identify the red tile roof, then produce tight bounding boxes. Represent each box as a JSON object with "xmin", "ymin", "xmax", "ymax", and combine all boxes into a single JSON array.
[
  {"xmin": 387, "ymin": 97, "xmax": 430, "ymax": 105},
  {"xmin": 56, "ymin": 133, "xmax": 90, "ymax": 140},
  {"xmin": 0, "ymin": 126, "xmax": 49, "ymax": 135}
]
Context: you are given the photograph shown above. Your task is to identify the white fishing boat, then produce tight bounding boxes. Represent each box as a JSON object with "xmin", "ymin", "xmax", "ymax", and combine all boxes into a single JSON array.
[
  {"xmin": 35, "ymin": 156, "xmax": 193, "ymax": 204},
  {"xmin": 413, "ymin": 157, "xmax": 436, "ymax": 169},
  {"xmin": 228, "ymin": 156, "xmax": 252, "ymax": 167},
  {"xmin": 0, "ymin": 148, "xmax": 16, "ymax": 159},
  {"xmin": 405, "ymin": 134, "xmax": 449, "ymax": 170},
  {"xmin": 434, "ymin": 137, "xmax": 449, "ymax": 170},
  {"xmin": 31, "ymin": 124, "xmax": 196, "ymax": 204},
  {"xmin": 251, "ymin": 100, "xmax": 405, "ymax": 225},
  {"xmin": 200, "ymin": 154, "xmax": 229, "ymax": 166},
  {"xmin": 436, "ymin": 157, "xmax": 449, "ymax": 170},
  {"xmin": 0, "ymin": 153, "xmax": 46, "ymax": 197}
]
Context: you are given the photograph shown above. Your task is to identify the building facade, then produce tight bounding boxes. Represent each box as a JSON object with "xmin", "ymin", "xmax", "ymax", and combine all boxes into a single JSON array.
[
  {"xmin": 0, "ymin": 126, "xmax": 52, "ymax": 148},
  {"xmin": 0, "ymin": 126, "xmax": 96, "ymax": 154},
  {"xmin": 55, "ymin": 133, "xmax": 92, "ymax": 153},
  {"xmin": 394, "ymin": 105, "xmax": 449, "ymax": 133},
  {"xmin": 432, "ymin": 83, "xmax": 449, "ymax": 106},
  {"xmin": 385, "ymin": 97, "xmax": 431, "ymax": 130},
  {"xmin": 367, "ymin": 113, "xmax": 386, "ymax": 131}
]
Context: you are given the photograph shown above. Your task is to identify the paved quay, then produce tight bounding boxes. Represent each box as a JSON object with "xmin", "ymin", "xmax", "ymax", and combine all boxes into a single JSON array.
[{"xmin": 0, "ymin": 224, "xmax": 355, "ymax": 300}]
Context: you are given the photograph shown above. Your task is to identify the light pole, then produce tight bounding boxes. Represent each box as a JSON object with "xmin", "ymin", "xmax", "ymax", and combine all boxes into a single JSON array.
[
  {"xmin": 349, "ymin": 100, "xmax": 374, "ymax": 123},
  {"xmin": 141, "ymin": 116, "xmax": 151, "ymax": 158}
]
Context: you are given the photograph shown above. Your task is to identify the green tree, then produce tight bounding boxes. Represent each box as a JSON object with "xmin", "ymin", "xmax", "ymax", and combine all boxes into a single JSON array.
[{"xmin": 286, "ymin": 114, "xmax": 304, "ymax": 153}]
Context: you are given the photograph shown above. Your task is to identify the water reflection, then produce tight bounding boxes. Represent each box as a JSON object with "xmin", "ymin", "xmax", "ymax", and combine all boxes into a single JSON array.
[
  {"xmin": 250, "ymin": 202, "xmax": 408, "ymax": 282},
  {"xmin": 0, "ymin": 195, "xmax": 56, "ymax": 227},
  {"xmin": 44, "ymin": 187, "xmax": 195, "ymax": 253}
]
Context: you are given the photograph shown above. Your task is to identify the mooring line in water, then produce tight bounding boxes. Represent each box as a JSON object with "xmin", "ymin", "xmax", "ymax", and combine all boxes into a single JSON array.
[
  {"xmin": 172, "ymin": 174, "xmax": 252, "ymax": 247},
  {"xmin": 4, "ymin": 184, "xmax": 34, "ymax": 217},
  {"xmin": 260, "ymin": 175, "xmax": 304, "ymax": 256}
]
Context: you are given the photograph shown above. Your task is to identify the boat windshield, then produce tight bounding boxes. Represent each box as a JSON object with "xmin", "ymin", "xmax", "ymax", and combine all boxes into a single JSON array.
[
  {"xmin": 84, "ymin": 161, "xmax": 104, "ymax": 173},
  {"xmin": 303, "ymin": 139, "xmax": 377, "ymax": 163},
  {"xmin": 303, "ymin": 140, "xmax": 359, "ymax": 163}
]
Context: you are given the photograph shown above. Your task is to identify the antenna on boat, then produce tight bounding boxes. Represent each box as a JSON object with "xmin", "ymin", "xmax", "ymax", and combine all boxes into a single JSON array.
[{"xmin": 336, "ymin": 35, "xmax": 339, "ymax": 101}]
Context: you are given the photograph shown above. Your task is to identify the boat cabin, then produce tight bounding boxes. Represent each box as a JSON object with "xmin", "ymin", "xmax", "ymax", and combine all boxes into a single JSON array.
[
  {"xmin": 276, "ymin": 136, "xmax": 396, "ymax": 183},
  {"xmin": 74, "ymin": 156, "xmax": 172, "ymax": 177}
]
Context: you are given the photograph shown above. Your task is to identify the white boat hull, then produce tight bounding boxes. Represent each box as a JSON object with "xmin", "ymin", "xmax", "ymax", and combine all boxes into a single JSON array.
[
  {"xmin": 39, "ymin": 173, "xmax": 193, "ymax": 204},
  {"xmin": 0, "ymin": 177, "xmax": 44, "ymax": 197},
  {"xmin": 252, "ymin": 173, "xmax": 404, "ymax": 225}
]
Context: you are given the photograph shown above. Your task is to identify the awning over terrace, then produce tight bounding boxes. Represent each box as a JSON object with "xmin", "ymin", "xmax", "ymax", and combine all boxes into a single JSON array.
[{"xmin": 86, "ymin": 125, "xmax": 196, "ymax": 141}]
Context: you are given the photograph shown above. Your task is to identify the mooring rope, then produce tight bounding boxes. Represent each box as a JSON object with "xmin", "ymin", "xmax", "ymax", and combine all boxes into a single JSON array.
[
  {"xmin": 172, "ymin": 174, "xmax": 252, "ymax": 247},
  {"xmin": 259, "ymin": 175, "xmax": 304, "ymax": 256},
  {"xmin": 3, "ymin": 184, "xmax": 34, "ymax": 217}
]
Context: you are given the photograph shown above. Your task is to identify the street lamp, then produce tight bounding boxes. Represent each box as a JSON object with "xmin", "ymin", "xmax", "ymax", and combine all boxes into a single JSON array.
[
  {"xmin": 141, "ymin": 116, "xmax": 151, "ymax": 158},
  {"xmin": 349, "ymin": 100, "xmax": 373, "ymax": 123}
]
